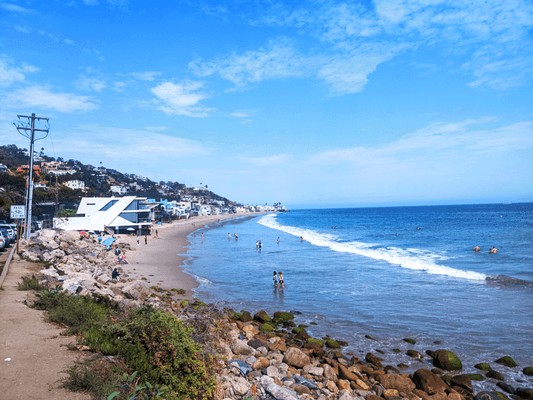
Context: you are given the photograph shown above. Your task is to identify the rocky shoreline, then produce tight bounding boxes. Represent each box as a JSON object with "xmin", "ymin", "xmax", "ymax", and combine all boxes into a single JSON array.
[{"xmin": 17, "ymin": 229, "xmax": 533, "ymax": 400}]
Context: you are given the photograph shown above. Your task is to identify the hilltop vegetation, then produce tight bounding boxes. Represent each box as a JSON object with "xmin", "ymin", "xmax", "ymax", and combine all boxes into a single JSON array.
[{"xmin": 0, "ymin": 144, "xmax": 235, "ymax": 221}]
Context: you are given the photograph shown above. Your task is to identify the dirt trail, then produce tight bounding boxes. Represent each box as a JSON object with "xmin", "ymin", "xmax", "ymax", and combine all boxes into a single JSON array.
[{"xmin": 0, "ymin": 253, "xmax": 90, "ymax": 400}]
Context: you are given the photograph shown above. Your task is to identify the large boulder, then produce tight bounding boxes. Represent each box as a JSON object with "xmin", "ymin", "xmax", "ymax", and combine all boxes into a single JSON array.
[
  {"xmin": 254, "ymin": 310, "xmax": 271, "ymax": 323},
  {"xmin": 495, "ymin": 357, "xmax": 517, "ymax": 368},
  {"xmin": 377, "ymin": 373, "xmax": 416, "ymax": 394},
  {"xmin": 366, "ymin": 352, "xmax": 384, "ymax": 367},
  {"xmin": 432, "ymin": 350, "xmax": 463, "ymax": 370},
  {"xmin": 231, "ymin": 339, "xmax": 255, "ymax": 356},
  {"xmin": 121, "ymin": 280, "xmax": 150, "ymax": 300},
  {"xmin": 283, "ymin": 347, "xmax": 311, "ymax": 368},
  {"xmin": 413, "ymin": 369, "xmax": 449, "ymax": 395},
  {"xmin": 450, "ymin": 374, "xmax": 473, "ymax": 392},
  {"xmin": 516, "ymin": 388, "xmax": 533, "ymax": 400}
]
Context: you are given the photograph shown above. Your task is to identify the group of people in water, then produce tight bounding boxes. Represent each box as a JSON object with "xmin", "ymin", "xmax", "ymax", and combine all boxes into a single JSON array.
[
  {"xmin": 473, "ymin": 245, "xmax": 498, "ymax": 253},
  {"xmin": 273, "ymin": 271, "xmax": 284, "ymax": 289}
]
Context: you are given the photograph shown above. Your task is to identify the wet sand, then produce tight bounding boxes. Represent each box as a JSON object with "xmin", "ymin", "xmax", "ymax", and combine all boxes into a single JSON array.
[{"xmin": 115, "ymin": 214, "xmax": 251, "ymax": 299}]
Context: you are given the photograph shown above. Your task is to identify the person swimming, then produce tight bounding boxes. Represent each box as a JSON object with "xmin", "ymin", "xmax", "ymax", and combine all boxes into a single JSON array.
[
  {"xmin": 489, "ymin": 246, "xmax": 498, "ymax": 254},
  {"xmin": 273, "ymin": 271, "xmax": 278, "ymax": 286},
  {"xmin": 473, "ymin": 245, "xmax": 481, "ymax": 251}
]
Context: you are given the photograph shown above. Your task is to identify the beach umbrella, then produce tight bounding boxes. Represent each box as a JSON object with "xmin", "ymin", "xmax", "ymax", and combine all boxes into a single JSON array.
[
  {"xmin": 79, "ymin": 231, "xmax": 88, "ymax": 236},
  {"xmin": 126, "ymin": 227, "xmax": 135, "ymax": 231}
]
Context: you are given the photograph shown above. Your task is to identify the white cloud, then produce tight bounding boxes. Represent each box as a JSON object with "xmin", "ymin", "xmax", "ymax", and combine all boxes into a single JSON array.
[
  {"xmin": 0, "ymin": 3, "xmax": 36, "ymax": 13},
  {"xmin": 205, "ymin": 0, "xmax": 533, "ymax": 92},
  {"xmin": 75, "ymin": 76, "xmax": 107, "ymax": 92},
  {"xmin": 3, "ymin": 85, "xmax": 100, "ymax": 112},
  {"xmin": 83, "ymin": 0, "xmax": 98, "ymax": 5},
  {"xmin": 0, "ymin": 57, "xmax": 39, "ymax": 87},
  {"xmin": 124, "ymin": 71, "xmax": 162, "ymax": 81},
  {"xmin": 229, "ymin": 112, "xmax": 250, "ymax": 118},
  {"xmin": 64, "ymin": 39, "xmax": 75, "ymax": 45},
  {"xmin": 151, "ymin": 81, "xmax": 212, "ymax": 117},
  {"xmin": 15, "ymin": 26, "xmax": 31, "ymax": 34},
  {"xmin": 145, "ymin": 126, "xmax": 168, "ymax": 131},
  {"xmin": 189, "ymin": 38, "xmax": 311, "ymax": 87}
]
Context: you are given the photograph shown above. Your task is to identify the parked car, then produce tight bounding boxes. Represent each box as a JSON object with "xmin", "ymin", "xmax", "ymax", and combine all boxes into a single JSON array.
[
  {"xmin": 0, "ymin": 228, "xmax": 11, "ymax": 247},
  {"xmin": 0, "ymin": 224, "xmax": 16, "ymax": 241},
  {"xmin": 0, "ymin": 231, "xmax": 6, "ymax": 251}
]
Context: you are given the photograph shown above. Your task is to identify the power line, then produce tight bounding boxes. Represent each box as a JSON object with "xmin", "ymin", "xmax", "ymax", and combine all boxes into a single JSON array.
[{"xmin": 13, "ymin": 113, "xmax": 50, "ymax": 239}]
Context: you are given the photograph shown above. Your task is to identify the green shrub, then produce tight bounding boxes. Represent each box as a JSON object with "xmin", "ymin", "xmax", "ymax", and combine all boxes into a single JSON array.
[
  {"xmin": 61, "ymin": 356, "xmax": 122, "ymax": 398},
  {"xmin": 33, "ymin": 291, "xmax": 111, "ymax": 334},
  {"xmin": 84, "ymin": 307, "xmax": 216, "ymax": 400},
  {"xmin": 17, "ymin": 275, "xmax": 45, "ymax": 291}
]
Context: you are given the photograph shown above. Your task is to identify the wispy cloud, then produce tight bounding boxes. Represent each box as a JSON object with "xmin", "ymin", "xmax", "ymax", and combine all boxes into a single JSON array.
[
  {"xmin": 192, "ymin": 0, "xmax": 533, "ymax": 93},
  {"xmin": 229, "ymin": 112, "xmax": 250, "ymax": 118},
  {"xmin": 0, "ymin": 3, "xmax": 36, "ymax": 13},
  {"xmin": 123, "ymin": 71, "xmax": 162, "ymax": 81},
  {"xmin": 0, "ymin": 57, "xmax": 39, "ymax": 87},
  {"xmin": 75, "ymin": 76, "xmax": 107, "ymax": 92},
  {"xmin": 189, "ymin": 37, "xmax": 311, "ymax": 88},
  {"xmin": 3, "ymin": 85, "xmax": 100, "ymax": 112},
  {"xmin": 150, "ymin": 81, "xmax": 212, "ymax": 117}
]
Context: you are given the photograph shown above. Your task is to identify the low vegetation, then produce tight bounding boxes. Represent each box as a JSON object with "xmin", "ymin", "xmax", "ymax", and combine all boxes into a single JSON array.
[
  {"xmin": 32, "ymin": 288, "xmax": 217, "ymax": 400},
  {"xmin": 17, "ymin": 275, "xmax": 46, "ymax": 291}
]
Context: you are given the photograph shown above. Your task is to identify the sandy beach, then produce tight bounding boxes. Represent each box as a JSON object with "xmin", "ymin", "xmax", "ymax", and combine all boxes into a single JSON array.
[{"xmin": 114, "ymin": 214, "xmax": 255, "ymax": 299}]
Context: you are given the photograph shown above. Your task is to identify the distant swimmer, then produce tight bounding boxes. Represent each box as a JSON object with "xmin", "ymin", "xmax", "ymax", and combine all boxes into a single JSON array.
[
  {"xmin": 273, "ymin": 271, "xmax": 278, "ymax": 286},
  {"xmin": 259, "ymin": 240, "xmax": 262, "ymax": 249},
  {"xmin": 473, "ymin": 245, "xmax": 481, "ymax": 252},
  {"xmin": 256, "ymin": 240, "xmax": 260, "ymax": 248},
  {"xmin": 300, "ymin": 236, "xmax": 304, "ymax": 241},
  {"xmin": 234, "ymin": 233, "xmax": 238, "ymax": 239},
  {"xmin": 489, "ymin": 246, "xmax": 498, "ymax": 254},
  {"xmin": 277, "ymin": 237, "xmax": 280, "ymax": 243},
  {"xmin": 417, "ymin": 227, "xmax": 420, "ymax": 230},
  {"xmin": 278, "ymin": 271, "xmax": 284, "ymax": 289},
  {"xmin": 228, "ymin": 233, "xmax": 231, "ymax": 239}
]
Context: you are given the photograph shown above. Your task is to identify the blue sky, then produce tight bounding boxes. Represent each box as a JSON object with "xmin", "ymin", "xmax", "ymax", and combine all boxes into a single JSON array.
[{"xmin": 0, "ymin": 0, "xmax": 532, "ymax": 208}]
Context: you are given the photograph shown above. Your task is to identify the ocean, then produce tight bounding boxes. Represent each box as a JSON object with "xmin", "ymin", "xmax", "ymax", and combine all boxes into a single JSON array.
[{"xmin": 182, "ymin": 203, "xmax": 533, "ymax": 387}]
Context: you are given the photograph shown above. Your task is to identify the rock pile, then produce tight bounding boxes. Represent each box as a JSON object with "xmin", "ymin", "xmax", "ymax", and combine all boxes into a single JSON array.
[
  {"xmin": 18, "ymin": 230, "xmax": 159, "ymax": 309},
  {"xmin": 214, "ymin": 310, "xmax": 533, "ymax": 400}
]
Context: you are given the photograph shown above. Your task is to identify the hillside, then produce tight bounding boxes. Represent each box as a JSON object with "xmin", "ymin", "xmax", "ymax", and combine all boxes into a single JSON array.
[{"xmin": 0, "ymin": 144, "xmax": 238, "ymax": 221}]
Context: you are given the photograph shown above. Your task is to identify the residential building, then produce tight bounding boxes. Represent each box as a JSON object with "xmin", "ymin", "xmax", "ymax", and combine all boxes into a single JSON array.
[
  {"xmin": 65, "ymin": 180, "xmax": 85, "ymax": 190},
  {"xmin": 110, "ymin": 185, "xmax": 128, "ymax": 195},
  {"xmin": 0, "ymin": 163, "xmax": 7, "ymax": 173},
  {"xmin": 53, "ymin": 196, "xmax": 152, "ymax": 234}
]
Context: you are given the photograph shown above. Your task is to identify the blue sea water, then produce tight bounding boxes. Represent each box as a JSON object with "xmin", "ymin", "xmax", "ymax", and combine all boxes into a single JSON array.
[{"xmin": 183, "ymin": 203, "xmax": 533, "ymax": 384}]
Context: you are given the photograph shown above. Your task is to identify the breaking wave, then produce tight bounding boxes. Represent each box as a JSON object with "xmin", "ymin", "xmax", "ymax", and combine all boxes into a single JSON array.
[{"xmin": 259, "ymin": 214, "xmax": 487, "ymax": 281}]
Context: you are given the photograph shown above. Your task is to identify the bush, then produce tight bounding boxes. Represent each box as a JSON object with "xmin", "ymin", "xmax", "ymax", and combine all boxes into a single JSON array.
[
  {"xmin": 17, "ymin": 275, "xmax": 46, "ymax": 291},
  {"xmin": 83, "ymin": 307, "xmax": 216, "ymax": 400},
  {"xmin": 33, "ymin": 290, "xmax": 112, "ymax": 334},
  {"xmin": 61, "ymin": 356, "xmax": 121, "ymax": 398}
]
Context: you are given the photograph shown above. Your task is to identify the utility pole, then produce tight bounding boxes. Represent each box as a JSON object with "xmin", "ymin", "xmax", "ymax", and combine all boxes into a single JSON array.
[{"xmin": 14, "ymin": 113, "xmax": 50, "ymax": 239}]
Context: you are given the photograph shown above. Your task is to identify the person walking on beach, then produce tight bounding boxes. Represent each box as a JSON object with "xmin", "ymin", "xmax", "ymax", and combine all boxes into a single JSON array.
[
  {"xmin": 278, "ymin": 271, "xmax": 284, "ymax": 289},
  {"xmin": 137, "ymin": 236, "xmax": 140, "ymax": 246},
  {"xmin": 145, "ymin": 235, "xmax": 147, "ymax": 245},
  {"xmin": 156, "ymin": 229, "xmax": 159, "ymax": 238},
  {"xmin": 273, "ymin": 271, "xmax": 278, "ymax": 286}
]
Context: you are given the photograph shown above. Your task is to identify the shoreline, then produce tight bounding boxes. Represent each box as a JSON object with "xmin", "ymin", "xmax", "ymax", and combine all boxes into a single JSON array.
[{"xmin": 116, "ymin": 213, "xmax": 265, "ymax": 299}]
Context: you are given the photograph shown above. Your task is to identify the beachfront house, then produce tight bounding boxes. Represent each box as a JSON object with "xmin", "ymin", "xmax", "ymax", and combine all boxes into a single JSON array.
[
  {"xmin": 110, "ymin": 185, "xmax": 128, "ymax": 195},
  {"xmin": 65, "ymin": 180, "xmax": 86, "ymax": 191},
  {"xmin": 53, "ymin": 196, "xmax": 152, "ymax": 234}
]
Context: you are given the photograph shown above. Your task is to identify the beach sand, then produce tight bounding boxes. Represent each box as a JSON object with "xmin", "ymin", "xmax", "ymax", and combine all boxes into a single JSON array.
[{"xmin": 114, "ymin": 214, "xmax": 248, "ymax": 300}]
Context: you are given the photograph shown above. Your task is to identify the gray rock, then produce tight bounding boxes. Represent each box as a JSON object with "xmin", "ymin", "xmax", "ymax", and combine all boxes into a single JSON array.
[
  {"xmin": 266, "ymin": 365, "xmax": 280, "ymax": 377},
  {"xmin": 121, "ymin": 280, "xmax": 150, "ymax": 300},
  {"xmin": 283, "ymin": 347, "xmax": 311, "ymax": 368},
  {"xmin": 293, "ymin": 374, "xmax": 318, "ymax": 389},
  {"xmin": 229, "ymin": 359, "xmax": 252, "ymax": 376},
  {"xmin": 231, "ymin": 339, "xmax": 256, "ymax": 356},
  {"xmin": 496, "ymin": 382, "xmax": 516, "ymax": 394},
  {"xmin": 265, "ymin": 383, "xmax": 299, "ymax": 400}
]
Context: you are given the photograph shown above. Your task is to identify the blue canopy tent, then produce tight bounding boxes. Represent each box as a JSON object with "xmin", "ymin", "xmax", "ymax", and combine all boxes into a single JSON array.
[{"xmin": 101, "ymin": 237, "xmax": 116, "ymax": 249}]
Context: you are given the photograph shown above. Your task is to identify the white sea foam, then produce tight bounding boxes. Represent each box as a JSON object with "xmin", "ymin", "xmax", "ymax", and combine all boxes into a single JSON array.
[
  {"xmin": 259, "ymin": 214, "xmax": 487, "ymax": 281},
  {"xmin": 192, "ymin": 275, "xmax": 212, "ymax": 285}
]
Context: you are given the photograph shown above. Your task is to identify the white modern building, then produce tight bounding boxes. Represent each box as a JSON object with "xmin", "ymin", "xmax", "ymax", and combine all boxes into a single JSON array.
[
  {"xmin": 53, "ymin": 196, "xmax": 152, "ymax": 234},
  {"xmin": 110, "ymin": 185, "xmax": 128, "ymax": 195},
  {"xmin": 65, "ymin": 180, "xmax": 85, "ymax": 190}
]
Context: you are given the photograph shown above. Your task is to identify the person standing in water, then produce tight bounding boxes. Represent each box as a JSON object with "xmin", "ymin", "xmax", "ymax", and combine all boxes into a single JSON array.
[
  {"xmin": 278, "ymin": 271, "xmax": 284, "ymax": 289},
  {"xmin": 273, "ymin": 271, "xmax": 278, "ymax": 286}
]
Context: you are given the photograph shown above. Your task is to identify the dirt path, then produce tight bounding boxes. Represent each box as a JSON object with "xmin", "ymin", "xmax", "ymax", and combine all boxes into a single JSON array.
[{"xmin": 0, "ymin": 253, "xmax": 91, "ymax": 400}]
